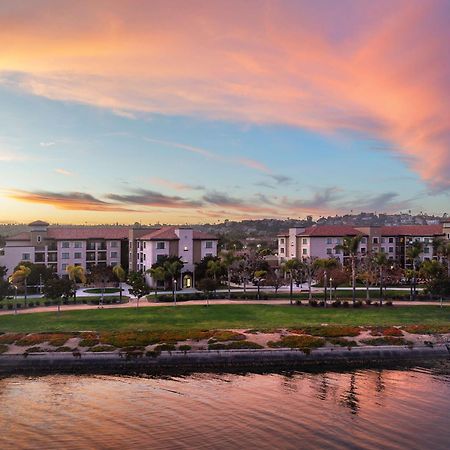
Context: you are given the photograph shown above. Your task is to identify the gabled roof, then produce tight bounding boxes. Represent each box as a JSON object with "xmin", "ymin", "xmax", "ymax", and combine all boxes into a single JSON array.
[
  {"xmin": 46, "ymin": 227, "xmax": 129, "ymax": 240},
  {"xmin": 380, "ymin": 225, "xmax": 443, "ymax": 236},
  {"xmin": 6, "ymin": 232, "xmax": 31, "ymax": 241},
  {"xmin": 139, "ymin": 226, "xmax": 217, "ymax": 241},
  {"xmin": 298, "ymin": 225, "xmax": 363, "ymax": 237}
]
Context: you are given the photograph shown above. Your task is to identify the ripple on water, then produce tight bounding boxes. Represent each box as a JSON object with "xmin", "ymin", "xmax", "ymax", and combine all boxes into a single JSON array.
[{"xmin": 1, "ymin": 363, "xmax": 450, "ymax": 450}]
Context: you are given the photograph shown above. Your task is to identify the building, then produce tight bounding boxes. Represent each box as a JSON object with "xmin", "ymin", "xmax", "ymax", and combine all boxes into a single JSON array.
[
  {"xmin": 0, "ymin": 221, "xmax": 219, "ymax": 289},
  {"xmin": 133, "ymin": 226, "xmax": 218, "ymax": 289},
  {"xmin": 0, "ymin": 221, "xmax": 129, "ymax": 276},
  {"xmin": 277, "ymin": 224, "xmax": 445, "ymax": 267}
]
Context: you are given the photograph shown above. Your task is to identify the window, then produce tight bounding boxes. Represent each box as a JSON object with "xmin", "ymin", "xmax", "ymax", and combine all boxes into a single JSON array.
[
  {"xmin": 361, "ymin": 247, "xmax": 366, "ymax": 253},
  {"xmin": 74, "ymin": 241, "xmax": 82, "ymax": 248},
  {"xmin": 326, "ymin": 238, "xmax": 332, "ymax": 244},
  {"xmin": 302, "ymin": 238, "xmax": 308, "ymax": 244},
  {"xmin": 156, "ymin": 254, "xmax": 167, "ymax": 263},
  {"xmin": 280, "ymin": 248, "xmax": 285, "ymax": 253},
  {"xmin": 205, "ymin": 241, "xmax": 213, "ymax": 249},
  {"xmin": 143, "ymin": 242, "xmax": 146, "ymax": 249},
  {"xmin": 22, "ymin": 253, "xmax": 31, "ymax": 261},
  {"xmin": 156, "ymin": 242, "xmax": 165, "ymax": 250},
  {"xmin": 361, "ymin": 237, "xmax": 367, "ymax": 244},
  {"xmin": 184, "ymin": 246, "xmax": 189, "ymax": 251},
  {"xmin": 62, "ymin": 253, "xmax": 69, "ymax": 259},
  {"xmin": 380, "ymin": 247, "xmax": 385, "ymax": 253},
  {"xmin": 111, "ymin": 251, "xmax": 118, "ymax": 259},
  {"xmin": 74, "ymin": 252, "xmax": 82, "ymax": 259},
  {"xmin": 389, "ymin": 237, "xmax": 394, "ymax": 243},
  {"xmin": 62, "ymin": 241, "xmax": 70, "ymax": 248},
  {"xmin": 62, "ymin": 264, "xmax": 68, "ymax": 271},
  {"xmin": 111, "ymin": 241, "xmax": 118, "ymax": 248},
  {"xmin": 37, "ymin": 235, "xmax": 42, "ymax": 243},
  {"xmin": 381, "ymin": 237, "xmax": 385, "ymax": 243},
  {"xmin": 35, "ymin": 253, "xmax": 45, "ymax": 262},
  {"xmin": 336, "ymin": 238, "xmax": 342, "ymax": 244},
  {"xmin": 280, "ymin": 238, "xmax": 285, "ymax": 244},
  {"xmin": 389, "ymin": 247, "xmax": 394, "ymax": 253},
  {"xmin": 302, "ymin": 248, "xmax": 308, "ymax": 255},
  {"xmin": 205, "ymin": 253, "xmax": 213, "ymax": 257},
  {"xmin": 326, "ymin": 248, "xmax": 332, "ymax": 255},
  {"xmin": 424, "ymin": 247, "xmax": 430, "ymax": 254},
  {"xmin": 335, "ymin": 248, "xmax": 341, "ymax": 254},
  {"xmin": 373, "ymin": 237, "xmax": 379, "ymax": 244}
]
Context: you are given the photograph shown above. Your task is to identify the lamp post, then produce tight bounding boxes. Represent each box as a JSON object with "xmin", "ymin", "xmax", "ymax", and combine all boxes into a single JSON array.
[
  {"xmin": 173, "ymin": 279, "xmax": 177, "ymax": 306},
  {"xmin": 329, "ymin": 277, "xmax": 333, "ymax": 304}
]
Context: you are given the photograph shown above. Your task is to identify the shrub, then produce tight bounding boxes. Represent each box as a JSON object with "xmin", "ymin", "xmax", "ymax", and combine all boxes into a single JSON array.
[
  {"xmin": 365, "ymin": 299, "xmax": 372, "ymax": 305},
  {"xmin": 0, "ymin": 333, "xmax": 25, "ymax": 344},
  {"xmin": 15, "ymin": 333, "xmax": 74, "ymax": 347},
  {"xmin": 309, "ymin": 300, "xmax": 318, "ymax": 307},
  {"xmin": 295, "ymin": 299, "xmax": 302, "ymax": 306},
  {"xmin": 354, "ymin": 300, "xmax": 363, "ymax": 308},
  {"xmin": 44, "ymin": 301, "xmax": 51, "ymax": 307},
  {"xmin": 25, "ymin": 346, "xmax": 44, "ymax": 353},
  {"xmin": 209, "ymin": 341, "xmax": 263, "ymax": 350},
  {"xmin": 79, "ymin": 338, "xmax": 100, "ymax": 347},
  {"xmin": 385, "ymin": 301, "xmax": 393, "ymax": 307},
  {"xmin": 332, "ymin": 300, "xmax": 341, "ymax": 308},
  {"xmin": 154, "ymin": 343, "xmax": 176, "ymax": 352},
  {"xmin": 55, "ymin": 346, "xmax": 74, "ymax": 352},
  {"xmin": 342, "ymin": 301, "xmax": 349, "ymax": 308},
  {"xmin": 7, "ymin": 303, "xmax": 13, "ymax": 310},
  {"xmin": 208, "ymin": 330, "xmax": 246, "ymax": 343},
  {"xmin": 268, "ymin": 335, "xmax": 324, "ymax": 349},
  {"xmin": 178, "ymin": 344, "xmax": 192, "ymax": 352},
  {"xmin": 0, "ymin": 344, "xmax": 8, "ymax": 354},
  {"xmin": 361, "ymin": 337, "xmax": 412, "ymax": 346},
  {"xmin": 402, "ymin": 325, "xmax": 450, "ymax": 334},
  {"xmin": 370, "ymin": 327, "xmax": 403, "ymax": 337},
  {"xmin": 328, "ymin": 338, "xmax": 358, "ymax": 347},
  {"xmin": 290, "ymin": 326, "xmax": 361, "ymax": 338},
  {"xmin": 318, "ymin": 301, "xmax": 325, "ymax": 307}
]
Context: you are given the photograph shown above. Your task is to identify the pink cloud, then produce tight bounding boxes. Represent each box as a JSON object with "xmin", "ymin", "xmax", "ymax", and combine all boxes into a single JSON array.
[{"xmin": 1, "ymin": 0, "xmax": 449, "ymax": 187}]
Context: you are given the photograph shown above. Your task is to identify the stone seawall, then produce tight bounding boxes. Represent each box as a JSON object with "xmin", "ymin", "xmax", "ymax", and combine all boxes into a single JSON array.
[{"xmin": 1, "ymin": 345, "xmax": 449, "ymax": 375}]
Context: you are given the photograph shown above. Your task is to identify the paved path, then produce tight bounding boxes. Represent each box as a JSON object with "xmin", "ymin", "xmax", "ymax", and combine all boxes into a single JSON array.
[{"xmin": 0, "ymin": 297, "xmax": 447, "ymax": 316}]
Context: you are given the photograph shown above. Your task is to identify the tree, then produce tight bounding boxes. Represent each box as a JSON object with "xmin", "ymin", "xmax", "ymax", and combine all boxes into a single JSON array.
[
  {"xmin": 163, "ymin": 259, "xmax": 184, "ymax": 303},
  {"xmin": 42, "ymin": 277, "xmax": 74, "ymax": 313},
  {"xmin": 147, "ymin": 266, "xmax": 166, "ymax": 297},
  {"xmin": 66, "ymin": 265, "xmax": 86, "ymax": 302},
  {"xmin": 0, "ymin": 266, "xmax": 11, "ymax": 301},
  {"xmin": 303, "ymin": 257, "xmax": 316, "ymax": 301},
  {"xmin": 127, "ymin": 271, "xmax": 149, "ymax": 307},
  {"xmin": 13, "ymin": 261, "xmax": 56, "ymax": 288},
  {"xmin": 89, "ymin": 265, "xmax": 114, "ymax": 306},
  {"xmin": 220, "ymin": 250, "xmax": 238, "ymax": 299},
  {"xmin": 335, "ymin": 235, "xmax": 363, "ymax": 306},
  {"xmin": 313, "ymin": 258, "xmax": 339, "ymax": 306},
  {"xmin": 419, "ymin": 260, "xmax": 446, "ymax": 298},
  {"xmin": 282, "ymin": 258, "xmax": 302, "ymax": 305},
  {"xmin": 372, "ymin": 252, "xmax": 389, "ymax": 306},
  {"xmin": 264, "ymin": 268, "xmax": 284, "ymax": 294},
  {"xmin": 206, "ymin": 259, "xmax": 223, "ymax": 282},
  {"xmin": 435, "ymin": 241, "xmax": 450, "ymax": 278},
  {"xmin": 9, "ymin": 264, "xmax": 32, "ymax": 307},
  {"xmin": 112, "ymin": 264, "xmax": 126, "ymax": 302},
  {"xmin": 359, "ymin": 255, "xmax": 376, "ymax": 301},
  {"xmin": 254, "ymin": 270, "xmax": 267, "ymax": 300},
  {"xmin": 198, "ymin": 277, "xmax": 217, "ymax": 306},
  {"xmin": 406, "ymin": 241, "xmax": 424, "ymax": 300},
  {"xmin": 195, "ymin": 256, "xmax": 223, "ymax": 284}
]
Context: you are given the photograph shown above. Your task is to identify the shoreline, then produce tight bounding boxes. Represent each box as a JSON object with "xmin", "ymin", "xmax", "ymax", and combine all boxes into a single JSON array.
[{"xmin": 1, "ymin": 344, "xmax": 449, "ymax": 376}]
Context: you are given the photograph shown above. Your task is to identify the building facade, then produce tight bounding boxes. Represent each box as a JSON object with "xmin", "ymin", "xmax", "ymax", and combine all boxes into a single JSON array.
[{"xmin": 278, "ymin": 224, "xmax": 445, "ymax": 267}]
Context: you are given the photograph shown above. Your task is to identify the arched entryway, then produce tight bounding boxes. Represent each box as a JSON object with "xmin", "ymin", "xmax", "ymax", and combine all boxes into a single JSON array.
[{"xmin": 182, "ymin": 273, "xmax": 193, "ymax": 289}]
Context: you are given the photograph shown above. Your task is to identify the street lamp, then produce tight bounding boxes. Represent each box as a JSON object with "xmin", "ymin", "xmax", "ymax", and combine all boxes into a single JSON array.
[
  {"xmin": 173, "ymin": 279, "xmax": 177, "ymax": 306},
  {"xmin": 329, "ymin": 277, "xmax": 333, "ymax": 304}
]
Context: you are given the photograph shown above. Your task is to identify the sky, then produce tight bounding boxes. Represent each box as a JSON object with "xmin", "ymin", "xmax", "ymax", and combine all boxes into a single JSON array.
[{"xmin": 0, "ymin": 0, "xmax": 449, "ymax": 224}]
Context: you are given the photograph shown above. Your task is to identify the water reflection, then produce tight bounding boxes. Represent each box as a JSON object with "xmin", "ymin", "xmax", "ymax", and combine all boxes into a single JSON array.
[{"xmin": 0, "ymin": 363, "xmax": 449, "ymax": 450}]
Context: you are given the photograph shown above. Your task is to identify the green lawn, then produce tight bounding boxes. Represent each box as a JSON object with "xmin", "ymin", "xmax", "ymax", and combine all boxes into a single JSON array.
[{"xmin": 0, "ymin": 304, "xmax": 449, "ymax": 333}]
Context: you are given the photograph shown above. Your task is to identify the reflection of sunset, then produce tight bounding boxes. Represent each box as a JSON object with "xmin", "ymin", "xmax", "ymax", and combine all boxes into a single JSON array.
[{"xmin": 0, "ymin": 366, "xmax": 449, "ymax": 449}]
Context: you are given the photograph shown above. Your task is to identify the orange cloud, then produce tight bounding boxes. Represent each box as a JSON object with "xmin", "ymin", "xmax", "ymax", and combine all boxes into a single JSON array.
[{"xmin": 1, "ymin": 1, "xmax": 449, "ymax": 187}]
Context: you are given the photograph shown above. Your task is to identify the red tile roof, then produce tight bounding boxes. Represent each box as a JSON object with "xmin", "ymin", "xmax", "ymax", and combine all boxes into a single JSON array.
[
  {"xmin": 139, "ymin": 226, "xmax": 217, "ymax": 240},
  {"xmin": 5, "ymin": 232, "xmax": 31, "ymax": 241},
  {"xmin": 380, "ymin": 225, "xmax": 443, "ymax": 236},
  {"xmin": 47, "ymin": 227, "xmax": 129, "ymax": 240},
  {"xmin": 298, "ymin": 225, "xmax": 363, "ymax": 237}
]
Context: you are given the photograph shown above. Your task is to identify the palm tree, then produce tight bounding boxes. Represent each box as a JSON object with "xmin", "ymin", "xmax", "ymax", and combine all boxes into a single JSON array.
[
  {"xmin": 147, "ymin": 266, "xmax": 166, "ymax": 297},
  {"xmin": 10, "ymin": 265, "xmax": 32, "ymax": 308},
  {"xmin": 66, "ymin": 265, "xmax": 86, "ymax": 303},
  {"xmin": 436, "ymin": 241, "xmax": 450, "ymax": 278},
  {"xmin": 283, "ymin": 258, "xmax": 302, "ymax": 305},
  {"xmin": 112, "ymin": 264, "xmax": 126, "ymax": 303},
  {"xmin": 220, "ymin": 250, "xmax": 238, "ymax": 299},
  {"xmin": 164, "ymin": 260, "xmax": 184, "ymax": 303},
  {"xmin": 372, "ymin": 251, "xmax": 389, "ymax": 306},
  {"xmin": 303, "ymin": 257, "xmax": 316, "ymax": 301},
  {"xmin": 206, "ymin": 259, "xmax": 223, "ymax": 282},
  {"xmin": 335, "ymin": 235, "xmax": 363, "ymax": 306},
  {"xmin": 406, "ymin": 241, "xmax": 424, "ymax": 300},
  {"xmin": 313, "ymin": 258, "xmax": 339, "ymax": 307}
]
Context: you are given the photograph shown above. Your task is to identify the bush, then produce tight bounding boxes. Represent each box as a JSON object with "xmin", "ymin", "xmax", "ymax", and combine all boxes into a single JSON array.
[
  {"xmin": 354, "ymin": 300, "xmax": 363, "ymax": 308},
  {"xmin": 0, "ymin": 344, "xmax": 8, "ymax": 354},
  {"xmin": 365, "ymin": 299, "xmax": 372, "ymax": 305},
  {"xmin": 44, "ymin": 301, "xmax": 51, "ymax": 307},
  {"xmin": 154, "ymin": 343, "xmax": 176, "ymax": 352},
  {"xmin": 209, "ymin": 341, "xmax": 263, "ymax": 350},
  {"xmin": 318, "ymin": 301, "xmax": 325, "ymax": 307},
  {"xmin": 331, "ymin": 300, "xmax": 341, "ymax": 307},
  {"xmin": 7, "ymin": 303, "xmax": 13, "ymax": 310},
  {"xmin": 178, "ymin": 344, "xmax": 192, "ymax": 352},
  {"xmin": 88, "ymin": 345, "xmax": 116, "ymax": 352},
  {"xmin": 208, "ymin": 330, "xmax": 246, "ymax": 343},
  {"xmin": 328, "ymin": 338, "xmax": 358, "ymax": 347},
  {"xmin": 342, "ymin": 301, "xmax": 349, "ymax": 308},
  {"xmin": 361, "ymin": 337, "xmax": 412, "ymax": 346},
  {"xmin": 309, "ymin": 300, "xmax": 318, "ymax": 307},
  {"xmin": 268, "ymin": 335, "xmax": 324, "ymax": 349},
  {"xmin": 0, "ymin": 333, "xmax": 25, "ymax": 344},
  {"xmin": 295, "ymin": 299, "xmax": 302, "ymax": 306},
  {"xmin": 290, "ymin": 326, "xmax": 361, "ymax": 338},
  {"xmin": 402, "ymin": 325, "xmax": 450, "ymax": 334},
  {"xmin": 385, "ymin": 301, "xmax": 393, "ymax": 307}
]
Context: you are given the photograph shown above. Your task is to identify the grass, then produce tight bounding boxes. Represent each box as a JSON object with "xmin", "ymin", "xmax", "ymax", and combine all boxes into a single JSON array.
[{"xmin": 0, "ymin": 305, "xmax": 449, "ymax": 333}]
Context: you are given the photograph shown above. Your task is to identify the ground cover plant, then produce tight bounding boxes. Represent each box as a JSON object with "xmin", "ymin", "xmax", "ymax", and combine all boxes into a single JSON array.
[
  {"xmin": 208, "ymin": 341, "xmax": 263, "ymax": 350},
  {"xmin": 361, "ymin": 337, "xmax": 413, "ymax": 346},
  {"xmin": 268, "ymin": 335, "xmax": 325, "ymax": 349},
  {"xmin": 289, "ymin": 325, "xmax": 361, "ymax": 337}
]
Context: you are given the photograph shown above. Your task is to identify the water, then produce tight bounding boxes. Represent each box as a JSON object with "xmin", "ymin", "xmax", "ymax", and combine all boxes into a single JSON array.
[{"xmin": 1, "ymin": 363, "xmax": 449, "ymax": 449}]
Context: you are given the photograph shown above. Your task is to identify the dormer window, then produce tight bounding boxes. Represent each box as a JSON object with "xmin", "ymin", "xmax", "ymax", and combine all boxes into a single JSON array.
[{"xmin": 37, "ymin": 235, "xmax": 42, "ymax": 243}]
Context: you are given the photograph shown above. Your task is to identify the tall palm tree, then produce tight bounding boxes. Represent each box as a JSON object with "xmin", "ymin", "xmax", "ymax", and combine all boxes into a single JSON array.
[
  {"xmin": 283, "ymin": 258, "xmax": 302, "ymax": 305},
  {"xmin": 10, "ymin": 265, "xmax": 32, "ymax": 308},
  {"xmin": 147, "ymin": 265, "xmax": 166, "ymax": 297},
  {"xmin": 220, "ymin": 250, "xmax": 238, "ymax": 299},
  {"xmin": 372, "ymin": 251, "xmax": 389, "ymax": 306},
  {"xmin": 164, "ymin": 260, "xmax": 184, "ymax": 303},
  {"xmin": 335, "ymin": 235, "xmax": 363, "ymax": 306},
  {"xmin": 313, "ymin": 258, "xmax": 339, "ymax": 306},
  {"xmin": 406, "ymin": 241, "xmax": 424, "ymax": 300},
  {"xmin": 436, "ymin": 241, "xmax": 450, "ymax": 278},
  {"xmin": 66, "ymin": 265, "xmax": 86, "ymax": 303},
  {"xmin": 112, "ymin": 264, "xmax": 126, "ymax": 303}
]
